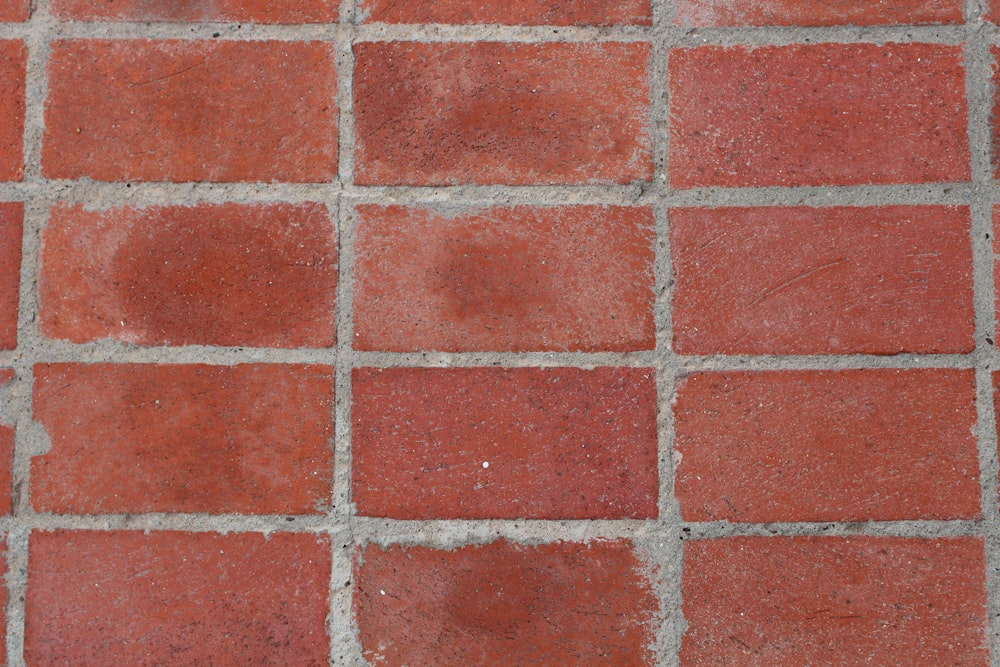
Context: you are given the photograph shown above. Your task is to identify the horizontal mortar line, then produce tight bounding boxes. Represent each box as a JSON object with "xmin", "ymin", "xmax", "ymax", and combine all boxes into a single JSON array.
[
  {"xmin": 665, "ymin": 24, "xmax": 968, "ymax": 46},
  {"xmin": 355, "ymin": 23, "xmax": 650, "ymax": 42},
  {"xmin": 0, "ymin": 342, "xmax": 341, "ymax": 366},
  {"xmin": 663, "ymin": 183, "xmax": 980, "ymax": 207},
  {"xmin": 351, "ymin": 350, "xmax": 658, "ymax": 368},
  {"xmin": 30, "ymin": 21, "xmax": 342, "ymax": 41},
  {"xmin": 0, "ymin": 180, "xmax": 345, "ymax": 205},
  {"xmin": 1, "ymin": 513, "xmax": 347, "ymax": 533},
  {"xmin": 666, "ymin": 352, "xmax": 976, "ymax": 371},
  {"xmin": 681, "ymin": 519, "xmax": 985, "ymax": 539}
]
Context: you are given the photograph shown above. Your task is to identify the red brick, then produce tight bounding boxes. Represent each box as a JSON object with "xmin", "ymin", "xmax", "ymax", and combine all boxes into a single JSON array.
[
  {"xmin": 671, "ymin": 206, "xmax": 974, "ymax": 355},
  {"xmin": 0, "ymin": 0, "xmax": 28, "ymax": 21},
  {"xmin": 0, "ymin": 369, "xmax": 12, "ymax": 515},
  {"xmin": 354, "ymin": 205, "xmax": 655, "ymax": 352},
  {"xmin": 669, "ymin": 44, "xmax": 970, "ymax": 188},
  {"xmin": 682, "ymin": 537, "xmax": 988, "ymax": 665},
  {"xmin": 31, "ymin": 363, "xmax": 334, "ymax": 514},
  {"xmin": 0, "ymin": 41, "xmax": 25, "ymax": 181},
  {"xmin": 354, "ymin": 539, "xmax": 658, "ymax": 665},
  {"xmin": 354, "ymin": 42, "xmax": 651, "ymax": 185},
  {"xmin": 0, "ymin": 202, "xmax": 21, "ymax": 350},
  {"xmin": 352, "ymin": 367, "xmax": 658, "ymax": 520},
  {"xmin": 40, "ymin": 203, "xmax": 337, "ymax": 348},
  {"xmin": 26, "ymin": 531, "xmax": 331, "ymax": 665},
  {"xmin": 674, "ymin": 369, "xmax": 980, "ymax": 523},
  {"xmin": 990, "ymin": 4, "xmax": 1000, "ymax": 23},
  {"xmin": 42, "ymin": 40, "xmax": 337, "ymax": 182},
  {"xmin": 359, "ymin": 0, "xmax": 649, "ymax": 25},
  {"xmin": 674, "ymin": 0, "xmax": 962, "ymax": 26},
  {"xmin": 52, "ymin": 0, "xmax": 336, "ymax": 22}
]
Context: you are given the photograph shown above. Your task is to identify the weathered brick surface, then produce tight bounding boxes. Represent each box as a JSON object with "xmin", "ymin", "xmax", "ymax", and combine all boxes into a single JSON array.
[
  {"xmin": 0, "ymin": 0, "xmax": 27, "ymax": 21},
  {"xmin": 670, "ymin": 206, "xmax": 975, "ymax": 355},
  {"xmin": 0, "ymin": 202, "xmax": 21, "ymax": 350},
  {"xmin": 353, "ymin": 41, "xmax": 651, "ymax": 185},
  {"xmin": 40, "ymin": 203, "xmax": 337, "ymax": 348},
  {"xmin": 43, "ymin": 40, "xmax": 338, "ymax": 182},
  {"xmin": 353, "ymin": 204, "xmax": 655, "ymax": 352},
  {"xmin": 0, "ymin": 41, "xmax": 24, "ymax": 181},
  {"xmin": 359, "ymin": 0, "xmax": 650, "ymax": 25},
  {"xmin": 354, "ymin": 539, "xmax": 659, "ymax": 665},
  {"xmin": 31, "ymin": 363, "xmax": 334, "ymax": 514},
  {"xmin": 26, "ymin": 531, "xmax": 332, "ymax": 665},
  {"xmin": 682, "ymin": 537, "xmax": 988, "ymax": 665},
  {"xmin": 674, "ymin": 369, "xmax": 980, "ymax": 523},
  {"xmin": 669, "ymin": 44, "xmax": 970, "ymax": 188},
  {"xmin": 674, "ymin": 0, "xmax": 963, "ymax": 26},
  {"xmin": 352, "ymin": 367, "xmax": 658, "ymax": 519},
  {"xmin": 52, "ymin": 0, "xmax": 337, "ymax": 22}
]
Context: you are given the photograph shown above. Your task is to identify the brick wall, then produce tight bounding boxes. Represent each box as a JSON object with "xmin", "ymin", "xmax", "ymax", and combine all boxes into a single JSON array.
[{"xmin": 0, "ymin": 0, "xmax": 996, "ymax": 664}]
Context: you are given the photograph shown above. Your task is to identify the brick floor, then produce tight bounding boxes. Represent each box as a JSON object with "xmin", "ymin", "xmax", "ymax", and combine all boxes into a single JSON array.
[{"xmin": 0, "ymin": 1, "xmax": 994, "ymax": 665}]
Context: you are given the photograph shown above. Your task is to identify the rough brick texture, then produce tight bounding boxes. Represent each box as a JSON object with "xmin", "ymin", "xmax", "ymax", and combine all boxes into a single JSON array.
[
  {"xmin": 0, "ymin": 202, "xmax": 21, "ymax": 350},
  {"xmin": 682, "ymin": 537, "xmax": 988, "ymax": 665},
  {"xmin": 673, "ymin": 0, "xmax": 963, "ymax": 26},
  {"xmin": 674, "ymin": 369, "xmax": 980, "ymax": 523},
  {"xmin": 670, "ymin": 206, "xmax": 974, "ymax": 355},
  {"xmin": 0, "ymin": 41, "xmax": 25, "ymax": 181},
  {"xmin": 0, "ymin": 0, "xmax": 27, "ymax": 21},
  {"xmin": 43, "ymin": 40, "xmax": 337, "ymax": 182},
  {"xmin": 354, "ymin": 539, "xmax": 658, "ymax": 665},
  {"xmin": 26, "ymin": 531, "xmax": 331, "ymax": 665},
  {"xmin": 40, "ymin": 203, "xmax": 337, "ymax": 348},
  {"xmin": 31, "ymin": 363, "xmax": 334, "ymax": 514},
  {"xmin": 354, "ymin": 205, "xmax": 655, "ymax": 352},
  {"xmin": 52, "ymin": 0, "xmax": 337, "ymax": 22},
  {"xmin": 0, "ymin": 369, "xmax": 12, "ymax": 515},
  {"xmin": 353, "ymin": 41, "xmax": 651, "ymax": 185},
  {"xmin": 359, "ymin": 0, "xmax": 650, "ymax": 25},
  {"xmin": 669, "ymin": 43, "xmax": 969, "ymax": 188},
  {"xmin": 352, "ymin": 367, "xmax": 658, "ymax": 519}
]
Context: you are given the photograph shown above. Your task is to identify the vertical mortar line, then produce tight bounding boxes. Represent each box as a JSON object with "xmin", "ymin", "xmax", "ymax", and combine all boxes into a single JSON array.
[
  {"xmin": 652, "ymin": 0, "xmax": 683, "ymax": 664},
  {"xmin": 330, "ymin": 0, "xmax": 364, "ymax": 663},
  {"xmin": 962, "ymin": 2, "xmax": 1000, "ymax": 660},
  {"xmin": 7, "ymin": 0, "xmax": 55, "ymax": 662}
]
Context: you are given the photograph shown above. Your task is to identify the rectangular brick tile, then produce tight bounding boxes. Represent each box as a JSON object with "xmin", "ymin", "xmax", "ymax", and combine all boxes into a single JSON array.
[
  {"xmin": 669, "ymin": 44, "xmax": 969, "ymax": 188},
  {"xmin": 0, "ymin": 202, "xmax": 21, "ymax": 350},
  {"xmin": 0, "ymin": 369, "xmax": 12, "ymax": 514},
  {"xmin": 682, "ymin": 537, "xmax": 988, "ymax": 665},
  {"xmin": 0, "ymin": 41, "xmax": 25, "ymax": 180},
  {"xmin": 0, "ymin": 0, "xmax": 28, "ymax": 21},
  {"xmin": 26, "ymin": 531, "xmax": 331, "ymax": 665},
  {"xmin": 32, "ymin": 363, "xmax": 334, "ymax": 514},
  {"xmin": 43, "ymin": 40, "xmax": 337, "ymax": 182},
  {"xmin": 353, "ymin": 42, "xmax": 651, "ymax": 185},
  {"xmin": 359, "ymin": 0, "xmax": 650, "ymax": 25},
  {"xmin": 670, "ymin": 206, "xmax": 974, "ymax": 355},
  {"xmin": 352, "ymin": 367, "xmax": 658, "ymax": 519},
  {"xmin": 673, "ymin": 369, "xmax": 980, "ymax": 523},
  {"xmin": 674, "ymin": 0, "xmax": 963, "ymax": 26},
  {"xmin": 52, "ymin": 0, "xmax": 337, "ymax": 22},
  {"xmin": 354, "ymin": 205, "xmax": 655, "ymax": 352},
  {"xmin": 355, "ymin": 539, "xmax": 658, "ymax": 665},
  {"xmin": 40, "ymin": 203, "xmax": 337, "ymax": 348}
]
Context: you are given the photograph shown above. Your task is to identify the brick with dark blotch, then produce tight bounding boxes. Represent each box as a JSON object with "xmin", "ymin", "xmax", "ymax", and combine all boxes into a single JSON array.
[
  {"xmin": 0, "ymin": 202, "xmax": 21, "ymax": 350},
  {"xmin": 26, "ymin": 531, "xmax": 331, "ymax": 665},
  {"xmin": 42, "ymin": 40, "xmax": 337, "ymax": 182},
  {"xmin": 40, "ymin": 203, "xmax": 337, "ymax": 348},
  {"xmin": 0, "ymin": 369, "xmax": 12, "ymax": 515},
  {"xmin": 670, "ymin": 206, "xmax": 974, "ymax": 355},
  {"xmin": 359, "ymin": 0, "xmax": 650, "ymax": 25},
  {"xmin": 354, "ymin": 205, "xmax": 655, "ymax": 352},
  {"xmin": 51, "ymin": 0, "xmax": 337, "ymax": 22},
  {"xmin": 669, "ymin": 44, "xmax": 970, "ymax": 188},
  {"xmin": 31, "ymin": 363, "xmax": 334, "ymax": 515},
  {"xmin": 673, "ymin": 0, "xmax": 963, "ymax": 26},
  {"xmin": 0, "ymin": 41, "xmax": 25, "ymax": 180},
  {"xmin": 354, "ymin": 539, "xmax": 658, "ymax": 666},
  {"xmin": 674, "ymin": 369, "xmax": 980, "ymax": 523},
  {"xmin": 352, "ymin": 367, "xmax": 658, "ymax": 519},
  {"xmin": 0, "ymin": 0, "xmax": 28, "ymax": 21},
  {"xmin": 353, "ymin": 42, "xmax": 651, "ymax": 185},
  {"xmin": 682, "ymin": 537, "xmax": 988, "ymax": 665}
]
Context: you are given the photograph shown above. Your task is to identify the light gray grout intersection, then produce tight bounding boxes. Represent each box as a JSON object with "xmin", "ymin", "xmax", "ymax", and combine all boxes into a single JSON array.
[{"xmin": 0, "ymin": 0, "xmax": 997, "ymax": 664}]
